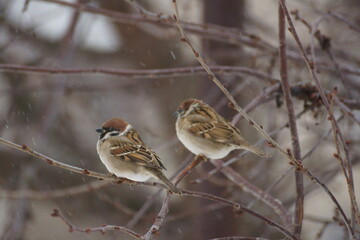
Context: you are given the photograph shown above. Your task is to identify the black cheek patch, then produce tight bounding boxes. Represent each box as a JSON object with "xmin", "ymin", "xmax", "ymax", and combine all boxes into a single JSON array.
[{"xmin": 100, "ymin": 132, "xmax": 106, "ymax": 139}]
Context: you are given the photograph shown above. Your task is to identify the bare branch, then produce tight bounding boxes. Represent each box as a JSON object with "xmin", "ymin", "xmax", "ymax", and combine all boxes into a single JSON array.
[
  {"xmin": 278, "ymin": 1, "xmax": 304, "ymax": 237},
  {"xmin": 38, "ymin": 0, "xmax": 272, "ymax": 51},
  {"xmin": 327, "ymin": 11, "xmax": 360, "ymax": 35},
  {"xmin": 211, "ymin": 159, "xmax": 293, "ymax": 230},
  {"xmin": 180, "ymin": 190, "xmax": 298, "ymax": 240},
  {"xmin": 0, "ymin": 64, "xmax": 278, "ymax": 82},
  {"xmin": 173, "ymin": 0, "xmax": 356, "ymax": 237},
  {"xmin": 209, "ymin": 237, "xmax": 270, "ymax": 240},
  {"xmin": 0, "ymin": 137, "xmax": 169, "ymax": 191},
  {"xmin": 278, "ymin": 0, "xmax": 358, "ymax": 237},
  {"xmin": 0, "ymin": 181, "xmax": 110, "ymax": 199},
  {"xmin": 51, "ymin": 209, "xmax": 143, "ymax": 239},
  {"xmin": 142, "ymin": 193, "xmax": 171, "ymax": 240}
]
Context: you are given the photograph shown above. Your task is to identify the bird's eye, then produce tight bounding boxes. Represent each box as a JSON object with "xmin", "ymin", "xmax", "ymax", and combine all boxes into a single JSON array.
[{"xmin": 110, "ymin": 132, "xmax": 118, "ymax": 136}]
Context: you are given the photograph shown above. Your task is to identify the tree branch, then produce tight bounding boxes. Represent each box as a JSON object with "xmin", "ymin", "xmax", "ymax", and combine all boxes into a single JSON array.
[
  {"xmin": 0, "ymin": 64, "xmax": 278, "ymax": 82},
  {"xmin": 0, "ymin": 137, "xmax": 169, "ymax": 191},
  {"xmin": 278, "ymin": 0, "xmax": 358, "ymax": 237},
  {"xmin": 278, "ymin": 1, "xmax": 303, "ymax": 237},
  {"xmin": 51, "ymin": 209, "xmax": 143, "ymax": 239}
]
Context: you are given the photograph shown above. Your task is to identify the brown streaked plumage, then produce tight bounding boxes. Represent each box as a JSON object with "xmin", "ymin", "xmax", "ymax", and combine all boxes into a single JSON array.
[
  {"xmin": 96, "ymin": 118, "xmax": 181, "ymax": 195},
  {"xmin": 175, "ymin": 99, "xmax": 270, "ymax": 159}
]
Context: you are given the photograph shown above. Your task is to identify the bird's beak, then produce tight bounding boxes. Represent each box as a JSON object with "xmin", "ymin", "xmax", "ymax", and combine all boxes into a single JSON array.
[
  {"xmin": 96, "ymin": 128, "xmax": 104, "ymax": 134},
  {"xmin": 173, "ymin": 110, "xmax": 182, "ymax": 118}
]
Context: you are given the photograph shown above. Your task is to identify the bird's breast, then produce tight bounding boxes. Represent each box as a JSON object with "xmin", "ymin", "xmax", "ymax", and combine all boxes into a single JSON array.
[
  {"xmin": 176, "ymin": 126, "xmax": 235, "ymax": 159},
  {"xmin": 96, "ymin": 140, "xmax": 151, "ymax": 182}
]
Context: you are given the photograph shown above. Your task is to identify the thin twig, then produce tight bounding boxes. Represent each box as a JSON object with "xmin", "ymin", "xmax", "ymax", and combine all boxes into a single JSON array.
[
  {"xmin": 231, "ymin": 83, "xmax": 281, "ymax": 125},
  {"xmin": 39, "ymin": 0, "xmax": 273, "ymax": 51},
  {"xmin": 0, "ymin": 64, "xmax": 278, "ymax": 82},
  {"xmin": 278, "ymin": 2, "xmax": 303, "ymax": 237},
  {"xmin": 247, "ymin": 114, "xmax": 344, "ymax": 211},
  {"xmin": 209, "ymin": 237, "xmax": 269, "ymax": 240},
  {"xmin": 143, "ymin": 188, "xmax": 297, "ymax": 239},
  {"xmin": 173, "ymin": 0, "xmax": 302, "ymax": 171},
  {"xmin": 211, "ymin": 159, "xmax": 293, "ymax": 230},
  {"xmin": 99, "ymin": 193, "xmax": 139, "ymax": 217},
  {"xmin": 1, "ymin": 135, "xmax": 297, "ymax": 240},
  {"xmin": 309, "ymin": 19, "xmax": 357, "ymax": 225},
  {"xmin": 40, "ymin": 0, "xmax": 81, "ymax": 134},
  {"xmin": 173, "ymin": 155, "xmax": 205, "ymax": 185},
  {"xmin": 334, "ymin": 97, "xmax": 360, "ymax": 125},
  {"xmin": 29, "ymin": 0, "xmax": 360, "ymax": 82},
  {"xmin": 174, "ymin": 0, "xmax": 355, "ymax": 237},
  {"xmin": 0, "ymin": 137, "xmax": 170, "ymax": 191},
  {"xmin": 291, "ymin": 10, "xmax": 352, "ymax": 97},
  {"xmin": 141, "ymin": 155, "xmax": 205, "ymax": 239},
  {"xmin": 180, "ymin": 190, "xmax": 298, "ymax": 240},
  {"xmin": 327, "ymin": 11, "xmax": 360, "ymax": 35},
  {"xmin": 126, "ymin": 154, "xmax": 193, "ymax": 228},
  {"xmin": 195, "ymin": 110, "xmax": 307, "ymax": 184},
  {"xmin": 278, "ymin": 0, "xmax": 357, "ymax": 237},
  {"xmin": 0, "ymin": 181, "xmax": 110, "ymax": 199},
  {"xmin": 166, "ymin": 203, "xmax": 224, "ymax": 223},
  {"xmin": 312, "ymin": 0, "xmax": 360, "ymax": 230},
  {"xmin": 51, "ymin": 209, "xmax": 143, "ymax": 239},
  {"xmin": 142, "ymin": 193, "xmax": 171, "ymax": 240},
  {"xmin": 0, "ymin": 94, "xmax": 305, "ymax": 240}
]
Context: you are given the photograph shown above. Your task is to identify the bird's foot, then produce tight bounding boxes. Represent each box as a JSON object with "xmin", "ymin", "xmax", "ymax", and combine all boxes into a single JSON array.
[{"xmin": 195, "ymin": 154, "xmax": 208, "ymax": 162}]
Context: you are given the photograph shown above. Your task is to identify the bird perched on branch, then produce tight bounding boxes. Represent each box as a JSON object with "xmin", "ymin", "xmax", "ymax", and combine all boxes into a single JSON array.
[
  {"xmin": 175, "ymin": 99, "xmax": 270, "ymax": 159},
  {"xmin": 96, "ymin": 118, "xmax": 181, "ymax": 195}
]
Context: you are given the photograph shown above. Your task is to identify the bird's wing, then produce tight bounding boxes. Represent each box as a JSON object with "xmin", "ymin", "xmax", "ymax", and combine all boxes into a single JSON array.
[
  {"xmin": 109, "ymin": 130, "xmax": 165, "ymax": 170},
  {"xmin": 185, "ymin": 104, "xmax": 245, "ymax": 144},
  {"xmin": 188, "ymin": 121, "xmax": 240, "ymax": 144}
]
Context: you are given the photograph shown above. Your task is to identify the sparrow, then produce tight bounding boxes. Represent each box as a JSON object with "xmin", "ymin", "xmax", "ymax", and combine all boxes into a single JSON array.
[
  {"xmin": 96, "ymin": 118, "xmax": 181, "ymax": 195},
  {"xmin": 175, "ymin": 99, "xmax": 270, "ymax": 159}
]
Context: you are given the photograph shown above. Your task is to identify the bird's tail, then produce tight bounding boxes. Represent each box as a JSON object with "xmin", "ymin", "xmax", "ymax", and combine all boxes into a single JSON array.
[
  {"xmin": 155, "ymin": 171, "xmax": 182, "ymax": 195},
  {"xmin": 239, "ymin": 141, "xmax": 271, "ymax": 158}
]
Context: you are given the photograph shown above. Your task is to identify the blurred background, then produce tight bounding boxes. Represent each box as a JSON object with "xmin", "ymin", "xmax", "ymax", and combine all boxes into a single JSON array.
[{"xmin": 0, "ymin": 0, "xmax": 359, "ymax": 239}]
